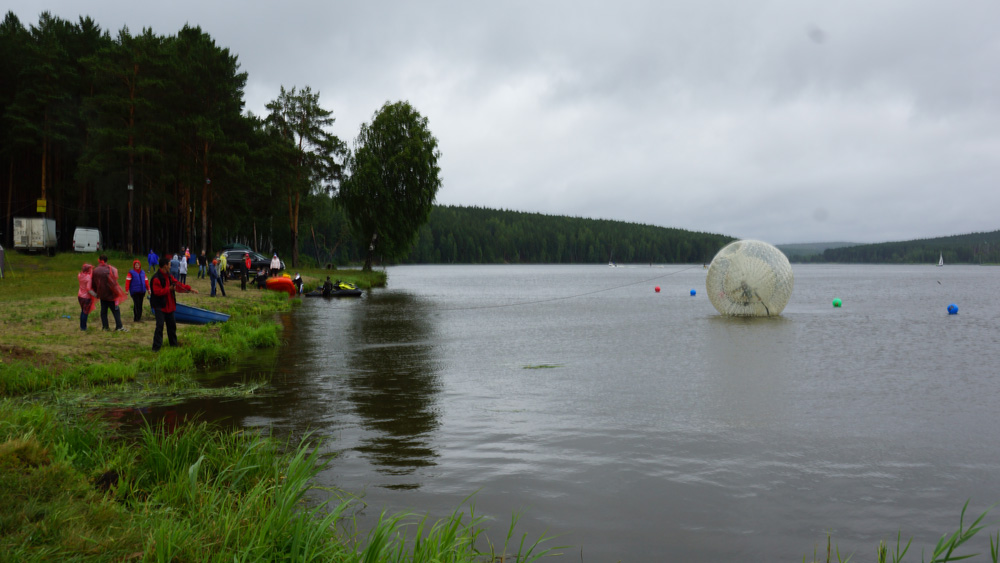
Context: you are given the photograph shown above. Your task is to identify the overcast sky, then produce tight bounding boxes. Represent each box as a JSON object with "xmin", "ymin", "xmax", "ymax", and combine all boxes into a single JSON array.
[{"xmin": 10, "ymin": 1, "xmax": 1000, "ymax": 243}]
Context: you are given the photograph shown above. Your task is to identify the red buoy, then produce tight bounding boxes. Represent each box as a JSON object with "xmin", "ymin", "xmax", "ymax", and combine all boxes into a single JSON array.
[{"xmin": 655, "ymin": 286, "xmax": 660, "ymax": 293}]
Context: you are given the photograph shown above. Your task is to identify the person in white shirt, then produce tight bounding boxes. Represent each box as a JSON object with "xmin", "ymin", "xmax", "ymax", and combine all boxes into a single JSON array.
[{"xmin": 270, "ymin": 253, "xmax": 281, "ymax": 277}]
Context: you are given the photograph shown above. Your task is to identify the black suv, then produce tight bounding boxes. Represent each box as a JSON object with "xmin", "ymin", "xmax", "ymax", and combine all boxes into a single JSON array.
[{"xmin": 220, "ymin": 250, "xmax": 285, "ymax": 279}]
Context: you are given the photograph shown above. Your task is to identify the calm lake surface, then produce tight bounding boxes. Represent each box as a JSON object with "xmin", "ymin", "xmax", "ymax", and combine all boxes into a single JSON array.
[{"xmin": 177, "ymin": 264, "xmax": 1000, "ymax": 561}]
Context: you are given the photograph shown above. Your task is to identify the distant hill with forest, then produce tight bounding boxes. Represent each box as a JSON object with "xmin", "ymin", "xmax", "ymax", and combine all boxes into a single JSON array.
[
  {"xmin": 790, "ymin": 231, "xmax": 1000, "ymax": 264},
  {"xmin": 777, "ymin": 242, "xmax": 858, "ymax": 260},
  {"xmin": 389, "ymin": 208, "xmax": 1000, "ymax": 266},
  {"xmin": 394, "ymin": 205, "xmax": 735, "ymax": 264}
]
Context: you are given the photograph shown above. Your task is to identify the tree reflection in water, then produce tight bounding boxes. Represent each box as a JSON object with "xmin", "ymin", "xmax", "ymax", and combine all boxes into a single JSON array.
[{"xmin": 344, "ymin": 291, "xmax": 440, "ymax": 487}]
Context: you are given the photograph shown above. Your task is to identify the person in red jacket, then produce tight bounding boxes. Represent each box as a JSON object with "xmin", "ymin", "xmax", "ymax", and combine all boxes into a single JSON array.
[
  {"xmin": 241, "ymin": 252, "xmax": 252, "ymax": 291},
  {"xmin": 150, "ymin": 256, "xmax": 198, "ymax": 351}
]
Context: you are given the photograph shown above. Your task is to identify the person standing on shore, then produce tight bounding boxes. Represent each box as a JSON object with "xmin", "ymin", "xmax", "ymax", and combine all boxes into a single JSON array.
[
  {"xmin": 197, "ymin": 250, "xmax": 207, "ymax": 279},
  {"xmin": 77, "ymin": 263, "xmax": 98, "ymax": 330},
  {"xmin": 208, "ymin": 258, "xmax": 227, "ymax": 297},
  {"xmin": 147, "ymin": 249, "xmax": 159, "ymax": 274},
  {"xmin": 218, "ymin": 252, "xmax": 228, "ymax": 287},
  {"xmin": 92, "ymin": 255, "xmax": 128, "ymax": 332},
  {"xmin": 169, "ymin": 253, "xmax": 180, "ymax": 279},
  {"xmin": 150, "ymin": 256, "xmax": 197, "ymax": 351},
  {"xmin": 178, "ymin": 251, "xmax": 188, "ymax": 284},
  {"xmin": 240, "ymin": 252, "xmax": 251, "ymax": 291},
  {"xmin": 125, "ymin": 259, "xmax": 149, "ymax": 322},
  {"xmin": 270, "ymin": 253, "xmax": 281, "ymax": 277}
]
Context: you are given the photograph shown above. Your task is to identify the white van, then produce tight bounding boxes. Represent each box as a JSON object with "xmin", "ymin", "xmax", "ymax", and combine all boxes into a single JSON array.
[{"xmin": 72, "ymin": 227, "xmax": 103, "ymax": 252}]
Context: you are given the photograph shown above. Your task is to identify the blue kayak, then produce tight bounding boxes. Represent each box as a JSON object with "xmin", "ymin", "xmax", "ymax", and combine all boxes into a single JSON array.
[
  {"xmin": 149, "ymin": 296, "xmax": 230, "ymax": 324},
  {"xmin": 174, "ymin": 303, "xmax": 230, "ymax": 324}
]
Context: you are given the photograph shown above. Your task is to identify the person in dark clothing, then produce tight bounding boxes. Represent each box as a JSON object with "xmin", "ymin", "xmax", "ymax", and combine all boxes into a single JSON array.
[
  {"xmin": 92, "ymin": 255, "xmax": 127, "ymax": 332},
  {"xmin": 197, "ymin": 250, "xmax": 208, "ymax": 279},
  {"xmin": 240, "ymin": 253, "xmax": 251, "ymax": 291},
  {"xmin": 322, "ymin": 276, "xmax": 334, "ymax": 297},
  {"xmin": 150, "ymin": 256, "xmax": 197, "ymax": 351}
]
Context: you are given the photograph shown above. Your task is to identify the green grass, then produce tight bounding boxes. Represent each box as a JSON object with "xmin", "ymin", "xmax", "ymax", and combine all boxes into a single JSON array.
[
  {"xmin": 0, "ymin": 401, "xmax": 560, "ymax": 561},
  {"xmin": 806, "ymin": 502, "xmax": 999, "ymax": 563}
]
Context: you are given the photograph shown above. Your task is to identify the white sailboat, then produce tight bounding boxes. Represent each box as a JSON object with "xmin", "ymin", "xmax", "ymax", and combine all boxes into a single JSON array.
[{"xmin": 937, "ymin": 253, "xmax": 944, "ymax": 267}]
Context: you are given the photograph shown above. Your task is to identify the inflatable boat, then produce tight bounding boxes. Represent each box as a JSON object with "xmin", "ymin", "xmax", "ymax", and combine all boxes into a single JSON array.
[
  {"xmin": 304, "ymin": 281, "xmax": 362, "ymax": 298},
  {"xmin": 265, "ymin": 276, "xmax": 296, "ymax": 297}
]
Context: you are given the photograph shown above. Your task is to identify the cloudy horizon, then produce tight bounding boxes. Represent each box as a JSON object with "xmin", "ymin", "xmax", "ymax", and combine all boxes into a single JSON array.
[{"xmin": 8, "ymin": 1, "xmax": 1000, "ymax": 244}]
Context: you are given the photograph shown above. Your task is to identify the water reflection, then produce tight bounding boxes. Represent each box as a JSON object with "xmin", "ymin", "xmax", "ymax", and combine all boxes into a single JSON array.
[
  {"xmin": 344, "ymin": 291, "xmax": 441, "ymax": 485},
  {"xmin": 702, "ymin": 315, "xmax": 794, "ymax": 431}
]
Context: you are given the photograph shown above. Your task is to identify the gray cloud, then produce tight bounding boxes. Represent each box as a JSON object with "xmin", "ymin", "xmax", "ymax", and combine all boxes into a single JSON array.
[{"xmin": 10, "ymin": 0, "xmax": 1000, "ymax": 243}]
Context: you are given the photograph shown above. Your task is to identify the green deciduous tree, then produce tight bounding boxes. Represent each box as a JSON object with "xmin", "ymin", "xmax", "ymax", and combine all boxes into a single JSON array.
[{"xmin": 340, "ymin": 101, "xmax": 442, "ymax": 271}]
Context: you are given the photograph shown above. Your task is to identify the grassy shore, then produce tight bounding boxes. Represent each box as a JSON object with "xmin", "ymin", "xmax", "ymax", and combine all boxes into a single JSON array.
[{"xmin": 0, "ymin": 251, "xmax": 558, "ymax": 562}]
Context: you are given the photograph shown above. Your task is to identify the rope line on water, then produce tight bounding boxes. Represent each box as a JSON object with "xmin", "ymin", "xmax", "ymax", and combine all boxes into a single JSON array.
[{"xmin": 433, "ymin": 265, "xmax": 704, "ymax": 311}]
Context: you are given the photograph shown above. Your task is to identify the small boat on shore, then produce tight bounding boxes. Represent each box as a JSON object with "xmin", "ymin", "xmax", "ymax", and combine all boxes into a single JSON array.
[
  {"xmin": 149, "ymin": 296, "xmax": 230, "ymax": 324},
  {"xmin": 174, "ymin": 303, "xmax": 230, "ymax": 324}
]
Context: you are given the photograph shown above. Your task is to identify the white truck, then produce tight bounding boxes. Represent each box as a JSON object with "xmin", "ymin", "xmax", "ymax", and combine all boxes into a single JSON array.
[{"xmin": 13, "ymin": 217, "xmax": 57, "ymax": 256}]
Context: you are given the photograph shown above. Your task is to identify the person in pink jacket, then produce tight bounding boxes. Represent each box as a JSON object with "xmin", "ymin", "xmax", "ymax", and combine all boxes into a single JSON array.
[{"xmin": 77, "ymin": 263, "xmax": 98, "ymax": 331}]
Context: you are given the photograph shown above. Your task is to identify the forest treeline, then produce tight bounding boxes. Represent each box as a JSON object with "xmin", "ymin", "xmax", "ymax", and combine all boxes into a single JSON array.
[
  {"xmin": 0, "ymin": 11, "xmax": 735, "ymax": 268},
  {"xmin": 398, "ymin": 206, "xmax": 734, "ymax": 264},
  {"xmin": 0, "ymin": 11, "xmax": 354, "ymax": 265},
  {"xmin": 797, "ymin": 230, "xmax": 1000, "ymax": 264}
]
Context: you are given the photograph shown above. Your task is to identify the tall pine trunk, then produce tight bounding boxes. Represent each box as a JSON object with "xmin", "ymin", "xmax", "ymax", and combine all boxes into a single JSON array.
[
  {"xmin": 287, "ymin": 187, "xmax": 300, "ymax": 268},
  {"xmin": 201, "ymin": 141, "xmax": 210, "ymax": 253},
  {"xmin": 6, "ymin": 157, "xmax": 14, "ymax": 247}
]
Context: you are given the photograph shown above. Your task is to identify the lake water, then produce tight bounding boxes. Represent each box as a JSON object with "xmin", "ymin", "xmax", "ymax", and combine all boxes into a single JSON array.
[{"xmin": 174, "ymin": 264, "xmax": 1000, "ymax": 561}]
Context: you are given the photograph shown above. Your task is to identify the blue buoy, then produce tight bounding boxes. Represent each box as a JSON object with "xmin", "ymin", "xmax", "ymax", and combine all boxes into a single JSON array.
[
  {"xmin": 690, "ymin": 289, "xmax": 696, "ymax": 296},
  {"xmin": 947, "ymin": 303, "xmax": 958, "ymax": 315}
]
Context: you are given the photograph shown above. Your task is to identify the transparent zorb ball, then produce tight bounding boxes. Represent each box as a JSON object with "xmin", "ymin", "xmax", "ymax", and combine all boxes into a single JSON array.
[{"xmin": 706, "ymin": 240, "xmax": 794, "ymax": 317}]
